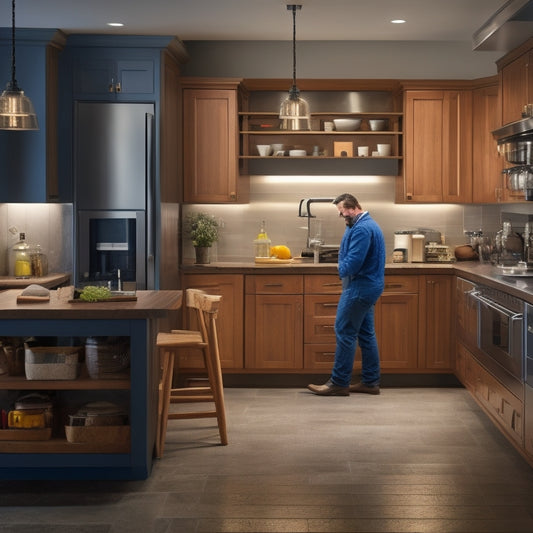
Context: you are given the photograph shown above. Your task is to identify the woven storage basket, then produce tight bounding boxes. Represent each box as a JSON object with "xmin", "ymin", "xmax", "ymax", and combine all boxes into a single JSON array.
[
  {"xmin": 65, "ymin": 425, "xmax": 130, "ymax": 445},
  {"xmin": 85, "ymin": 337, "xmax": 130, "ymax": 379},
  {"xmin": 24, "ymin": 346, "xmax": 81, "ymax": 380}
]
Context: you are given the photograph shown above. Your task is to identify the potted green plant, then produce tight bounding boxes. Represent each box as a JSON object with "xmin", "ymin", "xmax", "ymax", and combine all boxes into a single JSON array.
[{"xmin": 185, "ymin": 212, "xmax": 219, "ymax": 264}]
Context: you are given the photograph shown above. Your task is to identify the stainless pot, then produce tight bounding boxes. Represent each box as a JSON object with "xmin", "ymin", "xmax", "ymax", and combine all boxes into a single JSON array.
[
  {"xmin": 504, "ymin": 166, "xmax": 533, "ymax": 192},
  {"xmin": 499, "ymin": 140, "xmax": 533, "ymax": 164}
]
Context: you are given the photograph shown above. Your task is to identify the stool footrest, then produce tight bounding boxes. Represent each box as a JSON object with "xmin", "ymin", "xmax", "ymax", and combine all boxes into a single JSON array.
[
  {"xmin": 168, "ymin": 411, "xmax": 217, "ymax": 420},
  {"xmin": 171, "ymin": 395, "xmax": 214, "ymax": 403}
]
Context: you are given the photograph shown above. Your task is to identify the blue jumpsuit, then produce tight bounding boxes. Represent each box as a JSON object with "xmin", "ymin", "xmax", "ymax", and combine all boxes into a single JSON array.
[{"xmin": 331, "ymin": 212, "xmax": 386, "ymax": 388}]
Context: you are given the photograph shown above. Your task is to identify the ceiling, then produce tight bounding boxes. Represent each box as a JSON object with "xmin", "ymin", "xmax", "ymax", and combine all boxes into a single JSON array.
[{"xmin": 0, "ymin": 0, "xmax": 509, "ymax": 43}]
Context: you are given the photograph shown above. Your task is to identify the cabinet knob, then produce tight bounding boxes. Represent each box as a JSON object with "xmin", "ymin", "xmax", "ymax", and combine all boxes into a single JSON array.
[
  {"xmin": 115, "ymin": 82, "xmax": 121, "ymax": 93},
  {"xmin": 406, "ymin": 193, "xmax": 413, "ymax": 200},
  {"xmin": 229, "ymin": 192, "xmax": 236, "ymax": 200}
]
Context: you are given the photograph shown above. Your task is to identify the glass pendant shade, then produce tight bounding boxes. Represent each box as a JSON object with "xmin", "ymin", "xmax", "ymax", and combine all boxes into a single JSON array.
[
  {"xmin": 0, "ymin": 86, "xmax": 39, "ymax": 130},
  {"xmin": 0, "ymin": 0, "xmax": 39, "ymax": 131},
  {"xmin": 279, "ymin": 86, "xmax": 310, "ymax": 131},
  {"xmin": 279, "ymin": 5, "xmax": 310, "ymax": 131}
]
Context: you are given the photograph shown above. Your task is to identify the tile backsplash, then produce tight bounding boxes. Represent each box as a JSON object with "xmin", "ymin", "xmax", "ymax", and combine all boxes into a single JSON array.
[
  {"xmin": 182, "ymin": 175, "xmax": 529, "ymax": 262},
  {"xmin": 0, "ymin": 203, "xmax": 73, "ymax": 276}
]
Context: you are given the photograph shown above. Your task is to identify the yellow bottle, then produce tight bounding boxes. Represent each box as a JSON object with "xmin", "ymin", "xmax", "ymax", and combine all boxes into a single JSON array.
[{"xmin": 11, "ymin": 233, "xmax": 32, "ymax": 278}]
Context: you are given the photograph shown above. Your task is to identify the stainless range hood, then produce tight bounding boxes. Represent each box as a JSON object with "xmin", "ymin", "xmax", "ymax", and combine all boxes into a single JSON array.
[
  {"xmin": 473, "ymin": 0, "xmax": 533, "ymax": 51},
  {"xmin": 492, "ymin": 116, "xmax": 533, "ymax": 142}
]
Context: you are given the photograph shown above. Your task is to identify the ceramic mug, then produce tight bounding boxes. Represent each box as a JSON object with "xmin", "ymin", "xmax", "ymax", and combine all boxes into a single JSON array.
[{"xmin": 377, "ymin": 143, "xmax": 392, "ymax": 156}]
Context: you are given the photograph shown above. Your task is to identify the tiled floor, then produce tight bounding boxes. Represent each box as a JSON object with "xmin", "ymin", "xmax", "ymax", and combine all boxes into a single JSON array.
[{"xmin": 1, "ymin": 387, "xmax": 533, "ymax": 532}]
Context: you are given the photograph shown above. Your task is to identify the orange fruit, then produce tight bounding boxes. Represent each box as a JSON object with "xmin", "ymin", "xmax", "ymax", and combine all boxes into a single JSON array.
[{"xmin": 270, "ymin": 245, "xmax": 291, "ymax": 259}]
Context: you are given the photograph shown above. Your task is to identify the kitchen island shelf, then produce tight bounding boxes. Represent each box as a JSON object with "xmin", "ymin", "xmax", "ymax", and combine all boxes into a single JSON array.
[
  {"xmin": 0, "ymin": 375, "xmax": 130, "ymax": 390},
  {"xmin": 0, "ymin": 289, "xmax": 182, "ymax": 480},
  {"xmin": 0, "ymin": 438, "xmax": 129, "ymax": 454}
]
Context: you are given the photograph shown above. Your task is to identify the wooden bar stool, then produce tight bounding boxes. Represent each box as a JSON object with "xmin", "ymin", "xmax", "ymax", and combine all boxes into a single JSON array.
[{"xmin": 155, "ymin": 289, "xmax": 228, "ymax": 458}]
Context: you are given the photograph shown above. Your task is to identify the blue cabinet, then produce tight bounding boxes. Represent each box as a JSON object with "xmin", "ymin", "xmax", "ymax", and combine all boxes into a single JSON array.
[
  {"xmin": 0, "ymin": 29, "xmax": 65, "ymax": 203},
  {"xmin": 72, "ymin": 52, "xmax": 156, "ymax": 101}
]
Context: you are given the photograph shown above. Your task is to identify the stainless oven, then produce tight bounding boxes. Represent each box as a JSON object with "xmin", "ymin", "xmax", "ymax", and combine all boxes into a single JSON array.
[{"xmin": 471, "ymin": 285, "xmax": 524, "ymax": 382}]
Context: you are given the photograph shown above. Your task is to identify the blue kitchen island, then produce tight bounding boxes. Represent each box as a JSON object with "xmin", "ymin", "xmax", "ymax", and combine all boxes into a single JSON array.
[{"xmin": 0, "ymin": 289, "xmax": 182, "ymax": 480}]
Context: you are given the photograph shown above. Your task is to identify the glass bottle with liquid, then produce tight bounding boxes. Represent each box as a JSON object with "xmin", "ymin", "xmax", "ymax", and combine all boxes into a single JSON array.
[
  {"xmin": 253, "ymin": 220, "xmax": 271, "ymax": 258},
  {"xmin": 10, "ymin": 233, "xmax": 32, "ymax": 278}
]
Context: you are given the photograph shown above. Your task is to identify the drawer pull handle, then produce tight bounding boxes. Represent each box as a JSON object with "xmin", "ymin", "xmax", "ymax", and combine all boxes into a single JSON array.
[
  {"xmin": 264, "ymin": 283, "xmax": 284, "ymax": 287},
  {"xmin": 323, "ymin": 282, "xmax": 342, "ymax": 287},
  {"xmin": 322, "ymin": 303, "xmax": 338, "ymax": 308},
  {"xmin": 322, "ymin": 325, "xmax": 335, "ymax": 329},
  {"xmin": 385, "ymin": 283, "xmax": 403, "ymax": 289}
]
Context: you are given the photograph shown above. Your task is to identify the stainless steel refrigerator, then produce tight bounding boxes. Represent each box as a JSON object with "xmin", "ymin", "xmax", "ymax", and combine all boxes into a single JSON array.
[{"xmin": 74, "ymin": 102, "xmax": 158, "ymax": 290}]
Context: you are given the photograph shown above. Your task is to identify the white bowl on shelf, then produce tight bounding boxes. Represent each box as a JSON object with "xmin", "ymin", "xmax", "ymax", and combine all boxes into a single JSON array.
[
  {"xmin": 289, "ymin": 149, "xmax": 307, "ymax": 157},
  {"xmin": 333, "ymin": 118, "xmax": 361, "ymax": 131}
]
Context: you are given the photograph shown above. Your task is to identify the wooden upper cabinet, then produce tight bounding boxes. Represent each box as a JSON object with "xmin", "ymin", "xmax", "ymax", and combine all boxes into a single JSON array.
[
  {"xmin": 182, "ymin": 79, "xmax": 249, "ymax": 204},
  {"xmin": 500, "ymin": 51, "xmax": 530, "ymax": 126},
  {"xmin": 472, "ymin": 83, "xmax": 505, "ymax": 204},
  {"xmin": 402, "ymin": 90, "xmax": 472, "ymax": 203}
]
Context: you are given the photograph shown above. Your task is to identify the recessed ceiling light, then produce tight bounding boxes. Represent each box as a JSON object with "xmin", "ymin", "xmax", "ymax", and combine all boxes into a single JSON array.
[
  {"xmin": 107, "ymin": 22, "xmax": 124, "ymax": 27},
  {"xmin": 391, "ymin": 19, "xmax": 406, "ymax": 24}
]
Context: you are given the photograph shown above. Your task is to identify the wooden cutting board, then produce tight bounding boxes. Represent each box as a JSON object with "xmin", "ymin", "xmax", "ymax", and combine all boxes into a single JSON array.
[
  {"xmin": 254, "ymin": 258, "xmax": 293, "ymax": 264},
  {"xmin": 16, "ymin": 295, "xmax": 51, "ymax": 304}
]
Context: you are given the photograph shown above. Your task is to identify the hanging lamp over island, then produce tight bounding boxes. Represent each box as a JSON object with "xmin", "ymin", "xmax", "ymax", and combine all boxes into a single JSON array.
[
  {"xmin": 279, "ymin": 4, "xmax": 310, "ymax": 131},
  {"xmin": 0, "ymin": 0, "xmax": 39, "ymax": 131}
]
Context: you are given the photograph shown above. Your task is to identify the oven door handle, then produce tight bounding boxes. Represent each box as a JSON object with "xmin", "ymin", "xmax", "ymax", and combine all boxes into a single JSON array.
[{"xmin": 470, "ymin": 291, "xmax": 523, "ymax": 321}]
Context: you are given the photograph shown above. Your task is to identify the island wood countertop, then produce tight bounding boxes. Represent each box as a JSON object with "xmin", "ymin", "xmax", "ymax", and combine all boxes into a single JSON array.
[
  {"xmin": 0, "ymin": 289, "xmax": 182, "ymax": 319},
  {"xmin": 0, "ymin": 273, "xmax": 70, "ymax": 290}
]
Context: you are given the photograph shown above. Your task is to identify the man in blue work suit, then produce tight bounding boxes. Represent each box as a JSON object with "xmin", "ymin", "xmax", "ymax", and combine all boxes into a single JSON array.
[{"xmin": 308, "ymin": 193, "xmax": 386, "ymax": 396}]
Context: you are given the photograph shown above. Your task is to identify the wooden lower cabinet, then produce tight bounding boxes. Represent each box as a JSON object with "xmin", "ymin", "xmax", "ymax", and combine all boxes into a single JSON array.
[
  {"xmin": 376, "ymin": 276, "xmax": 419, "ymax": 370},
  {"xmin": 457, "ymin": 342, "xmax": 523, "ymax": 448},
  {"xmin": 181, "ymin": 273, "xmax": 244, "ymax": 369},
  {"xmin": 181, "ymin": 271, "xmax": 452, "ymax": 374},
  {"xmin": 418, "ymin": 275, "xmax": 454, "ymax": 370},
  {"xmin": 376, "ymin": 292, "xmax": 419, "ymax": 370},
  {"xmin": 245, "ymin": 275, "xmax": 303, "ymax": 369}
]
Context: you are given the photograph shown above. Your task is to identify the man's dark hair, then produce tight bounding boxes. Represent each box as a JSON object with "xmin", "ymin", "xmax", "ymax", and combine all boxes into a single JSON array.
[{"xmin": 333, "ymin": 193, "xmax": 361, "ymax": 210}]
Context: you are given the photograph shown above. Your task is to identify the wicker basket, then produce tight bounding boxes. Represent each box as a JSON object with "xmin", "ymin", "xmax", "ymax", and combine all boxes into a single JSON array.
[
  {"xmin": 64, "ymin": 425, "xmax": 130, "ymax": 445},
  {"xmin": 84, "ymin": 337, "xmax": 130, "ymax": 379},
  {"xmin": 24, "ymin": 346, "xmax": 82, "ymax": 380}
]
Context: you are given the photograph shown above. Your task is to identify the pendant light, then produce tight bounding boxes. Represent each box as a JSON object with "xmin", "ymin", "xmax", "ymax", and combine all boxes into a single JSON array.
[
  {"xmin": 0, "ymin": 0, "xmax": 39, "ymax": 130},
  {"xmin": 279, "ymin": 4, "xmax": 310, "ymax": 131}
]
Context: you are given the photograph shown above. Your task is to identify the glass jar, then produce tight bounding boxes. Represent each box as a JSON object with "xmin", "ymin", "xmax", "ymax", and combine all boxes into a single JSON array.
[
  {"xmin": 10, "ymin": 233, "xmax": 32, "ymax": 278},
  {"xmin": 30, "ymin": 244, "xmax": 48, "ymax": 277}
]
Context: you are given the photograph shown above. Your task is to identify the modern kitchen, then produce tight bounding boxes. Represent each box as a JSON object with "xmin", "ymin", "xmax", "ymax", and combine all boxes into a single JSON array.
[{"xmin": 2, "ymin": 0, "xmax": 533, "ymax": 531}]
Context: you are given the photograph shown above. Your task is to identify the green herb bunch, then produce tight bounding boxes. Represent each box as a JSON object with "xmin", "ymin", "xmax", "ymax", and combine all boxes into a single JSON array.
[
  {"xmin": 185, "ymin": 212, "xmax": 219, "ymax": 247},
  {"xmin": 79, "ymin": 286, "xmax": 111, "ymax": 302}
]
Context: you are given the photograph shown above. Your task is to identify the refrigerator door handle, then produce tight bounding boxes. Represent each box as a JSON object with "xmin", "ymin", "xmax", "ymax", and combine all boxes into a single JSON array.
[{"xmin": 146, "ymin": 112, "xmax": 156, "ymax": 290}]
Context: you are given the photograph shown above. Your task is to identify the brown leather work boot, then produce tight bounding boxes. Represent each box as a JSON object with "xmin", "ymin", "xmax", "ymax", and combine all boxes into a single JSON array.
[
  {"xmin": 349, "ymin": 381, "xmax": 380, "ymax": 395},
  {"xmin": 307, "ymin": 379, "xmax": 349, "ymax": 396}
]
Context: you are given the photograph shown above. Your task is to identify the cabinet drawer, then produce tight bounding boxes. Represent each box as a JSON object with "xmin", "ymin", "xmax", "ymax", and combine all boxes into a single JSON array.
[
  {"xmin": 304, "ymin": 295, "xmax": 338, "ymax": 342},
  {"xmin": 383, "ymin": 276, "xmax": 419, "ymax": 293},
  {"xmin": 304, "ymin": 344, "xmax": 361, "ymax": 371},
  {"xmin": 245, "ymin": 275, "xmax": 303, "ymax": 294},
  {"xmin": 304, "ymin": 275, "xmax": 343, "ymax": 294}
]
